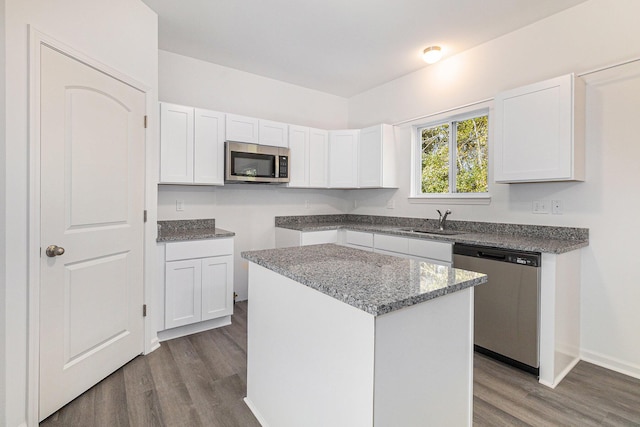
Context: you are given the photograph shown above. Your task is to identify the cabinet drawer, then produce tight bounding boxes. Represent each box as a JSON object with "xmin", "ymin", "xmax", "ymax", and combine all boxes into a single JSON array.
[
  {"xmin": 374, "ymin": 234, "xmax": 409, "ymax": 254},
  {"xmin": 165, "ymin": 238, "xmax": 233, "ymax": 261},
  {"xmin": 345, "ymin": 230, "xmax": 373, "ymax": 247},
  {"xmin": 407, "ymin": 239, "xmax": 452, "ymax": 263}
]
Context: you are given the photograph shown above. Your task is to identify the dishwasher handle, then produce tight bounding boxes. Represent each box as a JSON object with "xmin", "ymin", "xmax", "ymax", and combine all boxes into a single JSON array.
[{"xmin": 477, "ymin": 251, "xmax": 506, "ymax": 261}]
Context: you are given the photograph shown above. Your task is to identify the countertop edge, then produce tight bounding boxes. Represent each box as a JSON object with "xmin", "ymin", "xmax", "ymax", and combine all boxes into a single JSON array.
[
  {"xmin": 242, "ymin": 245, "xmax": 488, "ymax": 316},
  {"xmin": 275, "ymin": 223, "xmax": 588, "ymax": 254}
]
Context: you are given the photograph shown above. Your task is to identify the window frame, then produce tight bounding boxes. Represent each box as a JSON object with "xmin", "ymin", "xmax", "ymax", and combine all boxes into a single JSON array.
[{"xmin": 410, "ymin": 106, "xmax": 491, "ymax": 205}]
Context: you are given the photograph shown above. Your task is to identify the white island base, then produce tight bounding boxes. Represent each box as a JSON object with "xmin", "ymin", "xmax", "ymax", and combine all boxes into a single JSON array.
[{"xmin": 245, "ymin": 263, "xmax": 474, "ymax": 427}]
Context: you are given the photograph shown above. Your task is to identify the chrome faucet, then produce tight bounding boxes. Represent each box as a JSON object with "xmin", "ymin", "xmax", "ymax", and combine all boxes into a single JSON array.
[{"xmin": 437, "ymin": 209, "xmax": 452, "ymax": 230}]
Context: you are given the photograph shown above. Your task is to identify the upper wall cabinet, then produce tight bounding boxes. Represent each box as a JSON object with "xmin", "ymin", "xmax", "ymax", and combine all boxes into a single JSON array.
[
  {"xmin": 160, "ymin": 102, "xmax": 225, "ymax": 185},
  {"xmin": 309, "ymin": 128, "xmax": 329, "ymax": 188},
  {"xmin": 288, "ymin": 125, "xmax": 329, "ymax": 188},
  {"xmin": 288, "ymin": 125, "xmax": 310, "ymax": 187},
  {"xmin": 329, "ymin": 129, "xmax": 359, "ymax": 188},
  {"xmin": 358, "ymin": 124, "xmax": 396, "ymax": 188},
  {"xmin": 259, "ymin": 120, "xmax": 289, "ymax": 147},
  {"xmin": 226, "ymin": 113, "xmax": 259, "ymax": 143},
  {"xmin": 493, "ymin": 73, "xmax": 585, "ymax": 183}
]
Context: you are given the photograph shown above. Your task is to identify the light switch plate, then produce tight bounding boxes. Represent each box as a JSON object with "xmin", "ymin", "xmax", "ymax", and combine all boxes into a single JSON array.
[
  {"xmin": 533, "ymin": 200, "xmax": 549, "ymax": 214},
  {"xmin": 176, "ymin": 200, "xmax": 184, "ymax": 211}
]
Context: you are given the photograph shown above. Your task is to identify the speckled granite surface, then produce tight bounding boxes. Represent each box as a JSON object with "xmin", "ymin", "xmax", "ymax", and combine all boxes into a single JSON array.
[
  {"xmin": 157, "ymin": 219, "xmax": 235, "ymax": 242},
  {"xmin": 275, "ymin": 214, "xmax": 588, "ymax": 254},
  {"xmin": 242, "ymin": 244, "xmax": 487, "ymax": 316}
]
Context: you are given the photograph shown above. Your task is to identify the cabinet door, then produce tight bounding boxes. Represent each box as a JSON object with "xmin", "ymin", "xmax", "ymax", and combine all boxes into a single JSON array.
[
  {"xmin": 288, "ymin": 125, "xmax": 309, "ymax": 187},
  {"xmin": 309, "ymin": 128, "xmax": 329, "ymax": 187},
  {"xmin": 358, "ymin": 124, "xmax": 382, "ymax": 187},
  {"xmin": 160, "ymin": 103, "xmax": 194, "ymax": 183},
  {"xmin": 259, "ymin": 120, "xmax": 289, "ymax": 147},
  {"xmin": 194, "ymin": 108, "xmax": 225, "ymax": 185},
  {"xmin": 201, "ymin": 255, "xmax": 234, "ymax": 321},
  {"xmin": 165, "ymin": 259, "xmax": 202, "ymax": 329},
  {"xmin": 329, "ymin": 130, "xmax": 359, "ymax": 188},
  {"xmin": 494, "ymin": 74, "xmax": 584, "ymax": 182},
  {"xmin": 226, "ymin": 113, "xmax": 259, "ymax": 143},
  {"xmin": 300, "ymin": 230, "xmax": 338, "ymax": 245}
]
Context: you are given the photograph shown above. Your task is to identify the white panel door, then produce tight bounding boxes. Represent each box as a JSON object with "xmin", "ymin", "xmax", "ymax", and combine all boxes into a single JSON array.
[
  {"xmin": 308, "ymin": 128, "xmax": 329, "ymax": 187},
  {"xmin": 201, "ymin": 255, "xmax": 234, "ymax": 320},
  {"xmin": 194, "ymin": 108, "xmax": 225, "ymax": 184},
  {"xmin": 165, "ymin": 259, "xmax": 202, "ymax": 329},
  {"xmin": 160, "ymin": 102, "xmax": 194, "ymax": 183},
  {"xmin": 39, "ymin": 45, "xmax": 145, "ymax": 420}
]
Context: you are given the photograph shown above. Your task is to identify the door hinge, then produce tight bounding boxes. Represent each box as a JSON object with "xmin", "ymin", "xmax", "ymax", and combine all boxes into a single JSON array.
[
  {"xmin": 144, "ymin": 115, "xmax": 148, "ymax": 128},
  {"xmin": 144, "ymin": 210, "xmax": 147, "ymax": 222},
  {"xmin": 143, "ymin": 304, "xmax": 147, "ymax": 317}
]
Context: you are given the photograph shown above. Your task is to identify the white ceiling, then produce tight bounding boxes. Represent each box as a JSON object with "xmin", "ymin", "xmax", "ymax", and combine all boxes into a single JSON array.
[{"xmin": 142, "ymin": 0, "xmax": 588, "ymax": 97}]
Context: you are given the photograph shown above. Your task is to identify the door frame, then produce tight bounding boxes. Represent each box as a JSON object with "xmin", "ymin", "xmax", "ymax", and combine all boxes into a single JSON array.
[{"xmin": 27, "ymin": 27, "xmax": 156, "ymax": 426}]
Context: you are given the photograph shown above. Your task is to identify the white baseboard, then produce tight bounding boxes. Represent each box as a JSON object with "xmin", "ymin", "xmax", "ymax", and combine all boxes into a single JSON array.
[
  {"xmin": 146, "ymin": 337, "xmax": 161, "ymax": 354},
  {"xmin": 580, "ymin": 349, "xmax": 640, "ymax": 380},
  {"xmin": 157, "ymin": 316, "xmax": 231, "ymax": 342},
  {"xmin": 244, "ymin": 397, "xmax": 268, "ymax": 427}
]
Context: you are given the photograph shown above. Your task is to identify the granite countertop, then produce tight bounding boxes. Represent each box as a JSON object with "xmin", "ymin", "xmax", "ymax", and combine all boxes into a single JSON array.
[
  {"xmin": 242, "ymin": 244, "xmax": 487, "ymax": 316},
  {"xmin": 157, "ymin": 219, "xmax": 235, "ymax": 242},
  {"xmin": 275, "ymin": 215, "xmax": 589, "ymax": 254}
]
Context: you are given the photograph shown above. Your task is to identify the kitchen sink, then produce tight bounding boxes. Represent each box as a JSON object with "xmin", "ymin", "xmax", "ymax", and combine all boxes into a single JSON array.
[{"xmin": 397, "ymin": 228, "xmax": 464, "ymax": 236}]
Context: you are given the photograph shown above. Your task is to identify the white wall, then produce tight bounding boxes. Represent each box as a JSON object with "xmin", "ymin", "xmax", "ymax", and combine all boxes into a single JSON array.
[
  {"xmin": 3, "ymin": 1, "xmax": 158, "ymax": 425},
  {"xmin": 159, "ymin": 50, "xmax": 348, "ymax": 130},
  {"xmin": 158, "ymin": 50, "xmax": 350, "ymax": 300},
  {"xmin": 347, "ymin": 0, "xmax": 640, "ymax": 378},
  {"xmin": 0, "ymin": 0, "xmax": 6, "ymax": 423}
]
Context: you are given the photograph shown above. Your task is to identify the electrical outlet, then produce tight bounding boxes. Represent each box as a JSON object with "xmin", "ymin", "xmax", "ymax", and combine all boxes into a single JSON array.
[
  {"xmin": 176, "ymin": 200, "xmax": 184, "ymax": 211},
  {"xmin": 552, "ymin": 200, "xmax": 562, "ymax": 214},
  {"xmin": 532, "ymin": 200, "xmax": 549, "ymax": 214},
  {"xmin": 386, "ymin": 199, "xmax": 395, "ymax": 209},
  {"xmin": 304, "ymin": 200, "xmax": 310, "ymax": 209}
]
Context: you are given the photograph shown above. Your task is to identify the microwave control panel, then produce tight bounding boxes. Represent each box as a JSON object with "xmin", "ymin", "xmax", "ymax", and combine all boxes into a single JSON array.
[{"xmin": 279, "ymin": 156, "xmax": 288, "ymax": 178}]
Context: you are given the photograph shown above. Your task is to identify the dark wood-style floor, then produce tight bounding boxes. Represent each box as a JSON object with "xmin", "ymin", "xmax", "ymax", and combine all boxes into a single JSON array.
[{"xmin": 42, "ymin": 301, "xmax": 640, "ymax": 426}]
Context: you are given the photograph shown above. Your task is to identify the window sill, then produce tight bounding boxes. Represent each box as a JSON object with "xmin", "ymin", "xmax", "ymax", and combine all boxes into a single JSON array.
[{"xmin": 408, "ymin": 194, "xmax": 491, "ymax": 205}]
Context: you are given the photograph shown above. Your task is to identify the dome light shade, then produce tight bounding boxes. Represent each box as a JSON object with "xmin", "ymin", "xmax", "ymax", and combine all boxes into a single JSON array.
[{"xmin": 423, "ymin": 46, "xmax": 442, "ymax": 64}]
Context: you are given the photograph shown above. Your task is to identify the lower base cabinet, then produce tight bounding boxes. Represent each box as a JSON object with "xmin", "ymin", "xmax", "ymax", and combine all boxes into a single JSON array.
[{"xmin": 157, "ymin": 238, "xmax": 234, "ymax": 340}]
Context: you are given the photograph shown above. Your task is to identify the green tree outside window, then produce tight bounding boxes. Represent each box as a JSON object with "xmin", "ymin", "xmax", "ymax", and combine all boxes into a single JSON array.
[{"xmin": 420, "ymin": 115, "xmax": 488, "ymax": 194}]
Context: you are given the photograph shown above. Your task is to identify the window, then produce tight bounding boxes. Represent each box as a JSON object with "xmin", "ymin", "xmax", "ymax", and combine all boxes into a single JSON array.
[{"xmin": 415, "ymin": 111, "xmax": 489, "ymax": 199}]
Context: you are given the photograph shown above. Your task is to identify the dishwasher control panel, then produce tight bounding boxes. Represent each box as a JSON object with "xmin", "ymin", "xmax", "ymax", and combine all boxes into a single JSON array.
[{"xmin": 453, "ymin": 243, "xmax": 541, "ymax": 267}]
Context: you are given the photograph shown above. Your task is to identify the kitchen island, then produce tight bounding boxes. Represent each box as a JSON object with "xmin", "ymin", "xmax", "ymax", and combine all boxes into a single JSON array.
[{"xmin": 241, "ymin": 244, "xmax": 487, "ymax": 427}]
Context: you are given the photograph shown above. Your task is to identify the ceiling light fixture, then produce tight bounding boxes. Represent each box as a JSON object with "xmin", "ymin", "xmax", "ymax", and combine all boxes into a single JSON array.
[{"xmin": 422, "ymin": 46, "xmax": 442, "ymax": 64}]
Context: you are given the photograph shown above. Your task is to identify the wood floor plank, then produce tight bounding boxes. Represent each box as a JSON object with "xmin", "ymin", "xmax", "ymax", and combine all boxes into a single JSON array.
[
  {"xmin": 93, "ymin": 369, "xmax": 130, "ymax": 427},
  {"xmin": 40, "ymin": 301, "xmax": 640, "ymax": 427}
]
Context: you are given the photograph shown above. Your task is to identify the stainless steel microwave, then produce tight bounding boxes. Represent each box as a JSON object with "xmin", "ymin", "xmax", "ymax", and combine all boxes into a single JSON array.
[{"xmin": 225, "ymin": 141, "xmax": 290, "ymax": 183}]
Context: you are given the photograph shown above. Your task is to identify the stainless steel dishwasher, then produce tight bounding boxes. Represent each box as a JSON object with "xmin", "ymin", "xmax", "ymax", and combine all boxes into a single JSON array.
[{"xmin": 453, "ymin": 243, "xmax": 541, "ymax": 375}]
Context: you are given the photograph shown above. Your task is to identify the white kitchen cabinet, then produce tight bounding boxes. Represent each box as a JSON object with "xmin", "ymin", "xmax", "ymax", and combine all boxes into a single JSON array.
[
  {"xmin": 275, "ymin": 228, "xmax": 338, "ymax": 248},
  {"xmin": 160, "ymin": 102, "xmax": 194, "ymax": 184},
  {"xmin": 259, "ymin": 119, "xmax": 289, "ymax": 147},
  {"xmin": 309, "ymin": 128, "xmax": 329, "ymax": 187},
  {"xmin": 160, "ymin": 238, "xmax": 234, "ymax": 339},
  {"xmin": 288, "ymin": 126, "xmax": 330, "ymax": 188},
  {"xmin": 329, "ymin": 129, "xmax": 359, "ymax": 188},
  {"xmin": 159, "ymin": 102, "xmax": 225, "ymax": 185},
  {"xmin": 494, "ymin": 73, "xmax": 585, "ymax": 183},
  {"xmin": 194, "ymin": 108, "xmax": 225, "ymax": 184},
  {"xmin": 288, "ymin": 125, "xmax": 310, "ymax": 187},
  {"xmin": 358, "ymin": 124, "xmax": 396, "ymax": 188},
  {"xmin": 226, "ymin": 113, "xmax": 259, "ymax": 143},
  {"xmin": 342, "ymin": 230, "xmax": 374, "ymax": 251}
]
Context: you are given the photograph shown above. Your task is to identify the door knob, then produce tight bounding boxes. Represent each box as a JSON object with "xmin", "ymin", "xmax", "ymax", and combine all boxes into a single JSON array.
[{"xmin": 46, "ymin": 245, "xmax": 65, "ymax": 257}]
